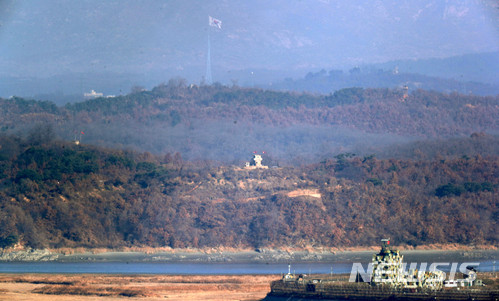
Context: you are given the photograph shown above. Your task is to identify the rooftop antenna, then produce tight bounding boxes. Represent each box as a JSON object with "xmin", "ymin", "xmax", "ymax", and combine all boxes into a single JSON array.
[
  {"xmin": 381, "ymin": 238, "xmax": 390, "ymax": 251},
  {"xmin": 74, "ymin": 131, "xmax": 84, "ymax": 145}
]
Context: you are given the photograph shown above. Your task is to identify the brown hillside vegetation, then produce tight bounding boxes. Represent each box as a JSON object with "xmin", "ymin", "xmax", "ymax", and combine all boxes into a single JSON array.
[
  {"xmin": 1, "ymin": 86, "xmax": 497, "ymax": 163},
  {"xmin": 0, "ymin": 134, "xmax": 497, "ymax": 250}
]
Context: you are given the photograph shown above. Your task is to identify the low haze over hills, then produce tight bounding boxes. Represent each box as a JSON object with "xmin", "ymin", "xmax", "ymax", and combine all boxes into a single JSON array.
[{"xmin": 1, "ymin": 85, "xmax": 498, "ymax": 163}]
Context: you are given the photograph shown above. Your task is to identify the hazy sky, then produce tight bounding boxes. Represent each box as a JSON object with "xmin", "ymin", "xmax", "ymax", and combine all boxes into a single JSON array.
[{"xmin": 0, "ymin": 0, "xmax": 498, "ymax": 84}]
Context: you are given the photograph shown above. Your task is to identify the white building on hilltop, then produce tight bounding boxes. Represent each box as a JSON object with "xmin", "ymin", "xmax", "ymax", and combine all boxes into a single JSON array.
[
  {"xmin": 84, "ymin": 90, "xmax": 104, "ymax": 98},
  {"xmin": 244, "ymin": 153, "xmax": 268, "ymax": 169}
]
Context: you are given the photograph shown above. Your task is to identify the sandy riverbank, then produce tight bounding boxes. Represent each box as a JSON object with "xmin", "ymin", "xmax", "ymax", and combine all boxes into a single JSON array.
[
  {"xmin": 0, "ymin": 273, "xmax": 279, "ymax": 301},
  {"xmin": 2, "ymin": 272, "xmax": 498, "ymax": 301}
]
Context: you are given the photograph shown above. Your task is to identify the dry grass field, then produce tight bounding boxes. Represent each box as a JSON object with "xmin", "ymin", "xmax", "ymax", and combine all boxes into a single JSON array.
[{"xmin": 0, "ymin": 274, "xmax": 279, "ymax": 301}]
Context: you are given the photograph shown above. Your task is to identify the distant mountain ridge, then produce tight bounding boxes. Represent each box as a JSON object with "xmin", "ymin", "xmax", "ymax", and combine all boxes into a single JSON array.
[
  {"xmin": 370, "ymin": 51, "xmax": 499, "ymax": 85},
  {"xmin": 1, "ymin": 52, "xmax": 498, "ymax": 100},
  {"xmin": 2, "ymin": 1, "xmax": 497, "ymax": 82},
  {"xmin": 268, "ymin": 52, "xmax": 499, "ymax": 95}
]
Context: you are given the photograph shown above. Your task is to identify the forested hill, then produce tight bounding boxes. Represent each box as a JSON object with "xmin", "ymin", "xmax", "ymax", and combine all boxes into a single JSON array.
[
  {"xmin": 1, "ymin": 83, "xmax": 498, "ymax": 163},
  {"xmin": 270, "ymin": 67, "xmax": 499, "ymax": 96},
  {"xmin": 0, "ymin": 135, "xmax": 497, "ymax": 249}
]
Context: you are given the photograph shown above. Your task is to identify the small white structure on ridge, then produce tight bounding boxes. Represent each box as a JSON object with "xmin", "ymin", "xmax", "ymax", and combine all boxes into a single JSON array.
[{"xmin": 245, "ymin": 152, "xmax": 268, "ymax": 169}]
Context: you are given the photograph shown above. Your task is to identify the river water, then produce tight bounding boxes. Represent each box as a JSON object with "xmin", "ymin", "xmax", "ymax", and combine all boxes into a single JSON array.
[{"xmin": 0, "ymin": 260, "xmax": 496, "ymax": 275}]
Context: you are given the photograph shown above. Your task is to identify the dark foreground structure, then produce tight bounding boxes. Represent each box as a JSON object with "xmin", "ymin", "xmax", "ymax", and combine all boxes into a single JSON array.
[
  {"xmin": 266, "ymin": 279, "xmax": 499, "ymax": 300},
  {"xmin": 265, "ymin": 240, "xmax": 498, "ymax": 300}
]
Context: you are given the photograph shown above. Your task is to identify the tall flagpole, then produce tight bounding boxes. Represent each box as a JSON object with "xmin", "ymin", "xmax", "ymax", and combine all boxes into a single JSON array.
[{"xmin": 205, "ymin": 19, "xmax": 213, "ymax": 85}]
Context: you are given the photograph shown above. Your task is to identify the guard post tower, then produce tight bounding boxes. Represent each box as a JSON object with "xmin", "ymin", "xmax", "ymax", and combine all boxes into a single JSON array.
[{"xmin": 245, "ymin": 152, "xmax": 268, "ymax": 169}]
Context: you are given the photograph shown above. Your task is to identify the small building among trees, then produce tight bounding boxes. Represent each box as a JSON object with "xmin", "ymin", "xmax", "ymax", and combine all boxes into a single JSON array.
[{"xmin": 245, "ymin": 153, "xmax": 268, "ymax": 169}]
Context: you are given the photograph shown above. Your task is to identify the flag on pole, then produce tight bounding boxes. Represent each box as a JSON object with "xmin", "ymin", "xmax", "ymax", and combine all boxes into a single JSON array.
[{"xmin": 209, "ymin": 16, "xmax": 222, "ymax": 29}]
